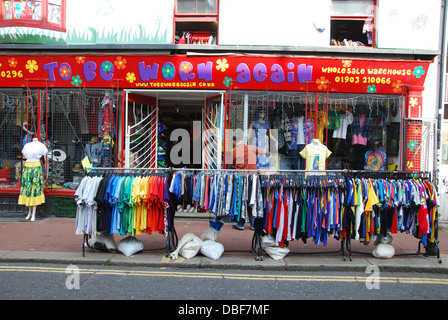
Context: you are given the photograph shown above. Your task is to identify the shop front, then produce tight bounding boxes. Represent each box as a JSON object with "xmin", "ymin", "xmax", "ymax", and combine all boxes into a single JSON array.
[{"xmin": 0, "ymin": 53, "xmax": 433, "ymax": 203}]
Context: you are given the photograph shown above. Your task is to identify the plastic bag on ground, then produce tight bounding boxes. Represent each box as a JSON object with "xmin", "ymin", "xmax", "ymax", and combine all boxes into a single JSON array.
[
  {"xmin": 170, "ymin": 233, "xmax": 203, "ymax": 260},
  {"xmin": 261, "ymin": 234, "xmax": 276, "ymax": 248},
  {"xmin": 117, "ymin": 236, "xmax": 144, "ymax": 257},
  {"xmin": 201, "ymin": 239, "xmax": 225, "ymax": 260},
  {"xmin": 88, "ymin": 232, "xmax": 116, "ymax": 252},
  {"xmin": 372, "ymin": 243, "xmax": 395, "ymax": 259},
  {"xmin": 264, "ymin": 246, "xmax": 290, "ymax": 260}
]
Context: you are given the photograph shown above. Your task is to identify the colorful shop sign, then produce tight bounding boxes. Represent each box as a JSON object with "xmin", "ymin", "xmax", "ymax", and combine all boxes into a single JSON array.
[{"xmin": 0, "ymin": 55, "xmax": 431, "ymax": 94}]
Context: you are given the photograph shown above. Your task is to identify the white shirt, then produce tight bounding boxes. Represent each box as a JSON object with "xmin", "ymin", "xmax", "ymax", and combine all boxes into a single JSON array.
[
  {"xmin": 22, "ymin": 138, "xmax": 48, "ymax": 162},
  {"xmin": 332, "ymin": 112, "xmax": 353, "ymax": 139}
]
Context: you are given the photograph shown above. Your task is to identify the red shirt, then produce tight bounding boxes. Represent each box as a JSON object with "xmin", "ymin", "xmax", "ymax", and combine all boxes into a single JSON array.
[{"xmin": 232, "ymin": 143, "xmax": 265, "ymax": 170}]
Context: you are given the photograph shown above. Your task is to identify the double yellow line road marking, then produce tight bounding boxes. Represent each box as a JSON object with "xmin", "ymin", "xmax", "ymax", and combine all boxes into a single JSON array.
[{"xmin": 1, "ymin": 265, "xmax": 448, "ymax": 285}]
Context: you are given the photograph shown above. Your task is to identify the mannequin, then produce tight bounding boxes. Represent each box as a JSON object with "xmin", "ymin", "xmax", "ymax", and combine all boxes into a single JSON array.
[
  {"xmin": 248, "ymin": 111, "xmax": 271, "ymax": 169},
  {"xmin": 18, "ymin": 137, "xmax": 48, "ymax": 222},
  {"xmin": 299, "ymin": 139, "xmax": 331, "ymax": 174}
]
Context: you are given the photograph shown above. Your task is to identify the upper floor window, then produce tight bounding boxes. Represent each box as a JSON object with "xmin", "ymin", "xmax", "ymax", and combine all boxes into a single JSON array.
[
  {"xmin": 331, "ymin": 0, "xmax": 375, "ymax": 47},
  {"xmin": 177, "ymin": 0, "xmax": 218, "ymax": 14},
  {"xmin": 174, "ymin": 0, "xmax": 219, "ymax": 45},
  {"xmin": 0, "ymin": 0, "xmax": 66, "ymax": 32}
]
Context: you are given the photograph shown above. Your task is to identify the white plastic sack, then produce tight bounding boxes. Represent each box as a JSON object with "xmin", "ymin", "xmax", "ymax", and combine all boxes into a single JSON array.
[
  {"xmin": 117, "ymin": 236, "xmax": 144, "ymax": 257},
  {"xmin": 201, "ymin": 240, "xmax": 224, "ymax": 260},
  {"xmin": 170, "ymin": 233, "xmax": 203, "ymax": 260},
  {"xmin": 261, "ymin": 235, "xmax": 276, "ymax": 248},
  {"xmin": 88, "ymin": 232, "xmax": 116, "ymax": 252},
  {"xmin": 201, "ymin": 227, "xmax": 221, "ymax": 241},
  {"xmin": 264, "ymin": 246, "xmax": 290, "ymax": 260},
  {"xmin": 372, "ymin": 243, "xmax": 395, "ymax": 259}
]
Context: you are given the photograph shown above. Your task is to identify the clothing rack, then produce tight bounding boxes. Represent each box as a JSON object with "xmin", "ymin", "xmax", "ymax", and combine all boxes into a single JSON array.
[
  {"xmin": 79, "ymin": 167, "xmax": 177, "ymax": 257},
  {"xmin": 86, "ymin": 166, "xmax": 172, "ymax": 174},
  {"xmin": 76, "ymin": 167, "xmax": 440, "ymax": 263},
  {"xmin": 172, "ymin": 167, "xmax": 431, "ymax": 179},
  {"xmin": 344, "ymin": 169, "xmax": 432, "ymax": 180},
  {"xmin": 345, "ymin": 170, "xmax": 437, "ymax": 262},
  {"xmin": 247, "ymin": 170, "xmax": 437, "ymax": 262}
]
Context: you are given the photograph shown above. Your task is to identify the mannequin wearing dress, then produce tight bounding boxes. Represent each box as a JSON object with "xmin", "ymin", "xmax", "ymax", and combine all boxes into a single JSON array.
[{"xmin": 19, "ymin": 137, "xmax": 48, "ymax": 222}]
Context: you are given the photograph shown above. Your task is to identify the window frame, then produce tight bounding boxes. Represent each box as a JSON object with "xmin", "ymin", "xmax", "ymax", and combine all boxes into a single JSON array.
[
  {"xmin": 174, "ymin": 0, "xmax": 219, "ymax": 44},
  {"xmin": 174, "ymin": 0, "xmax": 219, "ymax": 21},
  {"xmin": 331, "ymin": 0, "xmax": 376, "ymax": 47},
  {"xmin": 0, "ymin": 0, "xmax": 66, "ymax": 32}
]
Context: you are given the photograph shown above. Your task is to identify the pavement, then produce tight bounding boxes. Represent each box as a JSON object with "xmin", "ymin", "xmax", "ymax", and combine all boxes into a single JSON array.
[{"xmin": 0, "ymin": 214, "xmax": 447, "ymax": 273}]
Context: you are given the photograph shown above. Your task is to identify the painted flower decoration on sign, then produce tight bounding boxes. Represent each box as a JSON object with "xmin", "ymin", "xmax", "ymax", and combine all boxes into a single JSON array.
[
  {"xmin": 223, "ymin": 77, "xmax": 233, "ymax": 87},
  {"xmin": 101, "ymin": 61, "xmax": 113, "ymax": 72},
  {"xmin": 8, "ymin": 58, "xmax": 18, "ymax": 68},
  {"xmin": 409, "ymin": 97, "xmax": 418, "ymax": 107},
  {"xmin": 126, "ymin": 72, "xmax": 136, "ymax": 83},
  {"xmin": 59, "ymin": 65, "xmax": 70, "ymax": 79},
  {"xmin": 25, "ymin": 60, "xmax": 38, "ymax": 73},
  {"xmin": 317, "ymin": 76, "xmax": 328, "ymax": 90},
  {"xmin": 114, "ymin": 56, "xmax": 127, "ymax": 70},
  {"xmin": 162, "ymin": 63, "xmax": 175, "ymax": 80},
  {"xmin": 71, "ymin": 75, "xmax": 82, "ymax": 87},
  {"xmin": 367, "ymin": 85, "xmax": 376, "ymax": 93},
  {"xmin": 392, "ymin": 80, "xmax": 403, "ymax": 93},
  {"xmin": 407, "ymin": 140, "xmax": 418, "ymax": 152},
  {"xmin": 76, "ymin": 56, "xmax": 85, "ymax": 64},
  {"xmin": 406, "ymin": 161, "xmax": 414, "ymax": 169},
  {"xmin": 216, "ymin": 58, "xmax": 229, "ymax": 72},
  {"xmin": 413, "ymin": 66, "xmax": 425, "ymax": 78},
  {"xmin": 180, "ymin": 62, "xmax": 192, "ymax": 73},
  {"xmin": 342, "ymin": 60, "xmax": 352, "ymax": 68}
]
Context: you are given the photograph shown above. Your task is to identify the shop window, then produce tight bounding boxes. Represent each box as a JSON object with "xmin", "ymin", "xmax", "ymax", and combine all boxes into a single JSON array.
[
  {"xmin": 331, "ymin": 0, "xmax": 375, "ymax": 47},
  {"xmin": 227, "ymin": 91, "xmax": 401, "ymax": 172},
  {"xmin": 174, "ymin": 0, "xmax": 218, "ymax": 44},
  {"xmin": 0, "ymin": 0, "xmax": 66, "ymax": 32},
  {"xmin": 0, "ymin": 88, "xmax": 117, "ymax": 194}
]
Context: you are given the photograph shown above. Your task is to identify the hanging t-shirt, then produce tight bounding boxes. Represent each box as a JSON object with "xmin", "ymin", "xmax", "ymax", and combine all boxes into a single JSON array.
[
  {"xmin": 332, "ymin": 112, "xmax": 353, "ymax": 139},
  {"xmin": 327, "ymin": 110, "xmax": 341, "ymax": 130},
  {"xmin": 352, "ymin": 113, "xmax": 368, "ymax": 145},
  {"xmin": 299, "ymin": 141, "xmax": 332, "ymax": 172},
  {"xmin": 303, "ymin": 118, "xmax": 314, "ymax": 145},
  {"xmin": 315, "ymin": 113, "xmax": 329, "ymax": 142},
  {"xmin": 286, "ymin": 117, "xmax": 306, "ymax": 148}
]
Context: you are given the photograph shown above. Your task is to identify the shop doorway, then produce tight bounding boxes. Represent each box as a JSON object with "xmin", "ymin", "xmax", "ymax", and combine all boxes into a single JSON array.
[{"xmin": 124, "ymin": 90, "xmax": 225, "ymax": 169}]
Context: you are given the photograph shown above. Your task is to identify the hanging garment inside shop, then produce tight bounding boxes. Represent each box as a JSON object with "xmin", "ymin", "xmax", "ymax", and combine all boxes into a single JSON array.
[{"xmin": 98, "ymin": 96, "xmax": 116, "ymax": 167}]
